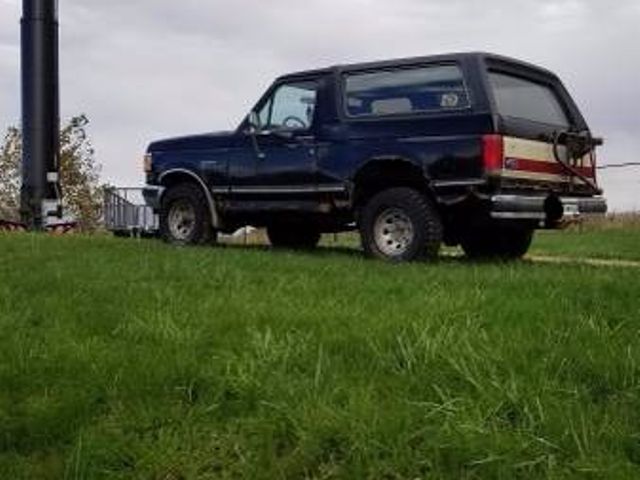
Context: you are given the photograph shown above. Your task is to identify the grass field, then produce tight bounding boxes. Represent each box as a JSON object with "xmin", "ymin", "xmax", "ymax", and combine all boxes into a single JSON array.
[
  {"xmin": 531, "ymin": 215, "xmax": 640, "ymax": 262},
  {"xmin": 1, "ymin": 224, "xmax": 639, "ymax": 479}
]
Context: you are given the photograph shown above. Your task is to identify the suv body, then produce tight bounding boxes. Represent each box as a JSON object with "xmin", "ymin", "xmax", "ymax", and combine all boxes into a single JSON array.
[{"xmin": 143, "ymin": 52, "xmax": 606, "ymax": 261}]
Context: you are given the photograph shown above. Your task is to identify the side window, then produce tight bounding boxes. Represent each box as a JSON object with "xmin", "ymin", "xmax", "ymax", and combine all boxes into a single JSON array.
[
  {"xmin": 489, "ymin": 72, "xmax": 569, "ymax": 127},
  {"xmin": 258, "ymin": 81, "xmax": 318, "ymax": 131},
  {"xmin": 344, "ymin": 64, "xmax": 469, "ymax": 117}
]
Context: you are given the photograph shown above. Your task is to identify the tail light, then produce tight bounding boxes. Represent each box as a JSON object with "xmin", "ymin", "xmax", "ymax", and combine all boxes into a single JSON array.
[{"xmin": 483, "ymin": 134, "xmax": 504, "ymax": 172}]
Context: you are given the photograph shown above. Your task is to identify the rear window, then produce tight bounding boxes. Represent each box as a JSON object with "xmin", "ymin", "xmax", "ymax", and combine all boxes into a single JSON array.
[
  {"xmin": 344, "ymin": 64, "xmax": 469, "ymax": 117},
  {"xmin": 489, "ymin": 72, "xmax": 569, "ymax": 127}
]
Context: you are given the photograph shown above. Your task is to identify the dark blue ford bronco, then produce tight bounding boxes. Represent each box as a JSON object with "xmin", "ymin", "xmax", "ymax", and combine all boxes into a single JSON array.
[{"xmin": 143, "ymin": 52, "xmax": 607, "ymax": 261}]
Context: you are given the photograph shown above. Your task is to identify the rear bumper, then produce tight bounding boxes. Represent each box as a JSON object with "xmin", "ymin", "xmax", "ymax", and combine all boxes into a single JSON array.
[
  {"xmin": 142, "ymin": 186, "xmax": 164, "ymax": 211},
  {"xmin": 491, "ymin": 194, "xmax": 607, "ymax": 223}
]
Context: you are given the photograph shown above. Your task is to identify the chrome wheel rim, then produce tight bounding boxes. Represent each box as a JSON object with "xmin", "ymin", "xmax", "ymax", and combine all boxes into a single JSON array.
[
  {"xmin": 373, "ymin": 208, "xmax": 415, "ymax": 257},
  {"xmin": 168, "ymin": 200, "xmax": 196, "ymax": 241}
]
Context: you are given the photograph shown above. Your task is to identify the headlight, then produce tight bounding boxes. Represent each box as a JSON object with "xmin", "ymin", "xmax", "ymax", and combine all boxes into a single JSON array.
[{"xmin": 143, "ymin": 153, "xmax": 153, "ymax": 173}]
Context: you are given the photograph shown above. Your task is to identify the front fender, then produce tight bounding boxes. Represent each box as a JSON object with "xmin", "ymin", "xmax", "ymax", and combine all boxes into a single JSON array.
[{"xmin": 157, "ymin": 169, "xmax": 221, "ymax": 228}]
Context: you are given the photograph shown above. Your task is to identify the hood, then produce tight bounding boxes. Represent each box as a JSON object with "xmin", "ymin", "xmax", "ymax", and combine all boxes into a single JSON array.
[{"xmin": 148, "ymin": 130, "xmax": 237, "ymax": 152}]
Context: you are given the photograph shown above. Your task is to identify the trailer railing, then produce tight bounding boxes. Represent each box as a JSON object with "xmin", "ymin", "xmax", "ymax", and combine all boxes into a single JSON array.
[{"xmin": 103, "ymin": 187, "xmax": 159, "ymax": 237}]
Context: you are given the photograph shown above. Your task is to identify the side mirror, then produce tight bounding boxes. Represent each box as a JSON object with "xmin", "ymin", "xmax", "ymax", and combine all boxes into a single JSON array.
[
  {"xmin": 248, "ymin": 111, "xmax": 261, "ymax": 134},
  {"xmin": 246, "ymin": 111, "xmax": 266, "ymax": 159}
]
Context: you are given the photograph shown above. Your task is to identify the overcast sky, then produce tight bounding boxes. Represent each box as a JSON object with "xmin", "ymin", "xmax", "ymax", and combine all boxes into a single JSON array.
[{"xmin": 1, "ymin": 0, "xmax": 638, "ymax": 210}]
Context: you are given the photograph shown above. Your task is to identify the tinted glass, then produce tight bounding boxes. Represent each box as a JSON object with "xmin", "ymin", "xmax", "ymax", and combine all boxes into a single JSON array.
[
  {"xmin": 490, "ymin": 72, "xmax": 569, "ymax": 127},
  {"xmin": 259, "ymin": 81, "xmax": 317, "ymax": 130},
  {"xmin": 344, "ymin": 65, "xmax": 469, "ymax": 117}
]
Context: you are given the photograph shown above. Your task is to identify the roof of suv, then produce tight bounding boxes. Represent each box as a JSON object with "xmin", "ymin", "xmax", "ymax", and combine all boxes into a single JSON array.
[{"xmin": 278, "ymin": 52, "xmax": 558, "ymax": 81}]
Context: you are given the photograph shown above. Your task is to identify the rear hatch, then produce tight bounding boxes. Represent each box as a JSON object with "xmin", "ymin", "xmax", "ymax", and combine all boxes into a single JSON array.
[{"xmin": 482, "ymin": 57, "xmax": 602, "ymax": 195}]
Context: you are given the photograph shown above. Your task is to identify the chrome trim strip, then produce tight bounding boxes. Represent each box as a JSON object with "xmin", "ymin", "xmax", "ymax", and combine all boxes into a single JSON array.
[
  {"xmin": 398, "ymin": 135, "xmax": 471, "ymax": 143},
  {"xmin": 158, "ymin": 169, "xmax": 220, "ymax": 227},
  {"xmin": 229, "ymin": 184, "xmax": 347, "ymax": 194},
  {"xmin": 491, "ymin": 212, "xmax": 546, "ymax": 220},
  {"xmin": 432, "ymin": 179, "xmax": 486, "ymax": 188},
  {"xmin": 319, "ymin": 184, "xmax": 348, "ymax": 193}
]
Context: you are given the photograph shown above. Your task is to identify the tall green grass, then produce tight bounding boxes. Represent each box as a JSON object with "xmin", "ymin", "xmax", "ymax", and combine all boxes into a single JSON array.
[
  {"xmin": 1, "ymin": 233, "xmax": 639, "ymax": 479},
  {"xmin": 531, "ymin": 216, "xmax": 640, "ymax": 261}
]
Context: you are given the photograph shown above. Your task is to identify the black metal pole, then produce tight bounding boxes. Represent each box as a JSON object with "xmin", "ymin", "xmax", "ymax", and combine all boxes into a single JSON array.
[{"xmin": 20, "ymin": 0, "xmax": 61, "ymax": 230}]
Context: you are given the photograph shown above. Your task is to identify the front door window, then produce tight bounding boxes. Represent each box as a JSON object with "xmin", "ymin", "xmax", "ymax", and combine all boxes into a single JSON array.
[{"xmin": 258, "ymin": 81, "xmax": 318, "ymax": 131}]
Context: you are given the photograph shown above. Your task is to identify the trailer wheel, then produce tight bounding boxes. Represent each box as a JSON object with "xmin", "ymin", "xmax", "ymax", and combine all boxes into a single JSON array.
[
  {"xmin": 359, "ymin": 187, "xmax": 443, "ymax": 262},
  {"xmin": 160, "ymin": 183, "xmax": 216, "ymax": 246}
]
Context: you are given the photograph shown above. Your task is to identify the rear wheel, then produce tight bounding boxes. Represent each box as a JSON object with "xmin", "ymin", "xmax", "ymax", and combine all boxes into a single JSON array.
[
  {"xmin": 160, "ymin": 183, "xmax": 216, "ymax": 246},
  {"xmin": 267, "ymin": 224, "xmax": 321, "ymax": 250},
  {"xmin": 461, "ymin": 224, "xmax": 534, "ymax": 260},
  {"xmin": 359, "ymin": 187, "xmax": 443, "ymax": 262}
]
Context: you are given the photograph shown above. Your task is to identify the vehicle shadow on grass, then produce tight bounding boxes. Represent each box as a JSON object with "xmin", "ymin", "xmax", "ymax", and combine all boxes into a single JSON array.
[
  {"xmin": 216, "ymin": 242, "xmax": 364, "ymax": 260},
  {"xmin": 140, "ymin": 234, "xmax": 637, "ymax": 269},
  {"xmin": 216, "ymin": 242, "xmax": 640, "ymax": 269},
  {"xmin": 215, "ymin": 241, "xmax": 513, "ymax": 266}
]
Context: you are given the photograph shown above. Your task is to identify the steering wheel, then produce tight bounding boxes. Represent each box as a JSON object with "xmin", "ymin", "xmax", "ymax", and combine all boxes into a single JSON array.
[{"xmin": 282, "ymin": 116, "xmax": 307, "ymax": 129}]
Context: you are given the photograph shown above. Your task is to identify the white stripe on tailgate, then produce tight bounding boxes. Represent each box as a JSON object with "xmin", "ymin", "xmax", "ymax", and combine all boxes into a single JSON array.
[{"xmin": 504, "ymin": 137, "xmax": 592, "ymax": 167}]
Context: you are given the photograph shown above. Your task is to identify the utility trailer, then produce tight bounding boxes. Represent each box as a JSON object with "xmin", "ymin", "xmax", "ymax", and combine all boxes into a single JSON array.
[{"xmin": 103, "ymin": 187, "xmax": 159, "ymax": 237}]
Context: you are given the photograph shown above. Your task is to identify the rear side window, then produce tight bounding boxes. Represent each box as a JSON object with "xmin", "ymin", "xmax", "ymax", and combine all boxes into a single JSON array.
[
  {"xmin": 344, "ymin": 65, "xmax": 469, "ymax": 117},
  {"xmin": 489, "ymin": 72, "xmax": 569, "ymax": 127}
]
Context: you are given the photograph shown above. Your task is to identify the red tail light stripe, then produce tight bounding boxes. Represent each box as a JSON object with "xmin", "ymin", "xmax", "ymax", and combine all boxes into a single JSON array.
[
  {"xmin": 505, "ymin": 158, "xmax": 595, "ymax": 178},
  {"xmin": 497, "ymin": 170, "xmax": 592, "ymax": 184}
]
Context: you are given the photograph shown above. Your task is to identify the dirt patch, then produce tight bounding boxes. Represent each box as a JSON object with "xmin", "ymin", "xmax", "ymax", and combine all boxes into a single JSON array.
[{"xmin": 528, "ymin": 255, "xmax": 640, "ymax": 269}]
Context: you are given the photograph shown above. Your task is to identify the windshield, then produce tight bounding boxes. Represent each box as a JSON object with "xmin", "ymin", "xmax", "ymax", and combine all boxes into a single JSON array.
[{"xmin": 489, "ymin": 72, "xmax": 569, "ymax": 127}]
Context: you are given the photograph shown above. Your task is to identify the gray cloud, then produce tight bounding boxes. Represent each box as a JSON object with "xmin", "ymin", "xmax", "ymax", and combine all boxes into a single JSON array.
[{"xmin": 0, "ymin": 0, "xmax": 638, "ymax": 209}]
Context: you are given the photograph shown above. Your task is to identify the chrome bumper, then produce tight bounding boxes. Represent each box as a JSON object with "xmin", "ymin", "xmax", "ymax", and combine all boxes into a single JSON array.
[
  {"xmin": 142, "ymin": 186, "xmax": 164, "ymax": 211},
  {"xmin": 491, "ymin": 195, "xmax": 607, "ymax": 222}
]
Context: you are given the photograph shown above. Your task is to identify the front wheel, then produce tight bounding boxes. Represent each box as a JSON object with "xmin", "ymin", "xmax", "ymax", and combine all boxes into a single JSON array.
[
  {"xmin": 159, "ymin": 183, "xmax": 216, "ymax": 246},
  {"xmin": 359, "ymin": 187, "xmax": 443, "ymax": 262}
]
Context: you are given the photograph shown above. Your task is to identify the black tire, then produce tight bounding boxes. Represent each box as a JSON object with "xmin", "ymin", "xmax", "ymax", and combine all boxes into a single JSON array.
[
  {"xmin": 159, "ymin": 183, "xmax": 216, "ymax": 246},
  {"xmin": 359, "ymin": 187, "xmax": 443, "ymax": 262},
  {"xmin": 461, "ymin": 224, "xmax": 534, "ymax": 260},
  {"xmin": 267, "ymin": 224, "xmax": 321, "ymax": 250}
]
